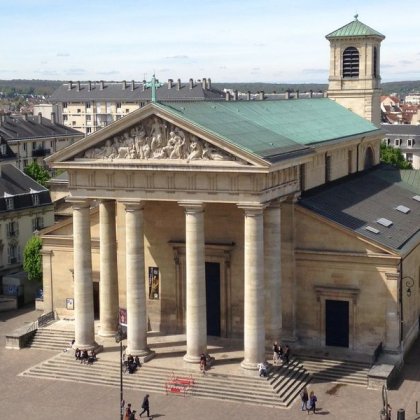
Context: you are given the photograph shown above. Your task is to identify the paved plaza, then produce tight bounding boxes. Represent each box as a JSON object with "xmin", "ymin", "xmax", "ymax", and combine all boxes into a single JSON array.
[{"xmin": 1, "ymin": 306, "xmax": 419, "ymax": 420}]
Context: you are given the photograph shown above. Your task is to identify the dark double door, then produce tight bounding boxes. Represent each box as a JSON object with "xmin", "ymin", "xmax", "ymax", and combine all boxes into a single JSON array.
[
  {"xmin": 325, "ymin": 299, "xmax": 349, "ymax": 347},
  {"xmin": 205, "ymin": 262, "xmax": 221, "ymax": 337}
]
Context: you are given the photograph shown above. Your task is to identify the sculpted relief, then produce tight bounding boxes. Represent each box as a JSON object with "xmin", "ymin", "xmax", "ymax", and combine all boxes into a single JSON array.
[{"xmin": 82, "ymin": 116, "xmax": 245, "ymax": 164}]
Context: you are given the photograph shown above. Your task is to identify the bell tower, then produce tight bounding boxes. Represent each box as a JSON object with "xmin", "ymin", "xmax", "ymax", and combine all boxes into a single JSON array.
[{"xmin": 326, "ymin": 16, "xmax": 385, "ymax": 126}]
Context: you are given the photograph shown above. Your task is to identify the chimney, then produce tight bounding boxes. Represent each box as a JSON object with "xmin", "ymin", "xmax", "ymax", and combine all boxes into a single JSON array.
[
  {"xmin": 259, "ymin": 91, "xmax": 264, "ymax": 101},
  {"xmin": 99, "ymin": 80, "xmax": 105, "ymax": 90},
  {"xmin": 38, "ymin": 112, "xmax": 42, "ymax": 124},
  {"xmin": 233, "ymin": 90, "xmax": 238, "ymax": 101},
  {"xmin": 87, "ymin": 81, "xmax": 92, "ymax": 91},
  {"xmin": 76, "ymin": 81, "xmax": 80, "ymax": 92},
  {"xmin": 68, "ymin": 81, "xmax": 73, "ymax": 91},
  {"xmin": 285, "ymin": 91, "xmax": 290, "ymax": 99},
  {"xmin": 202, "ymin": 78, "xmax": 207, "ymax": 90},
  {"xmin": 131, "ymin": 80, "xmax": 135, "ymax": 91},
  {"xmin": 168, "ymin": 79, "xmax": 173, "ymax": 89},
  {"xmin": 225, "ymin": 91, "xmax": 231, "ymax": 101},
  {"xmin": 207, "ymin": 78, "xmax": 212, "ymax": 90},
  {"xmin": 122, "ymin": 80, "xmax": 127, "ymax": 90},
  {"xmin": 247, "ymin": 91, "xmax": 251, "ymax": 101},
  {"xmin": 51, "ymin": 112, "xmax": 56, "ymax": 124},
  {"xmin": 189, "ymin": 78, "xmax": 194, "ymax": 89},
  {"xmin": 177, "ymin": 79, "xmax": 181, "ymax": 90},
  {"xmin": 295, "ymin": 90, "xmax": 299, "ymax": 99}
]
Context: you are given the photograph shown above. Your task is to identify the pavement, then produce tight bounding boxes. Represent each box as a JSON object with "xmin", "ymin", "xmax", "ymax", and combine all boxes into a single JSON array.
[{"xmin": 1, "ymin": 305, "xmax": 419, "ymax": 420}]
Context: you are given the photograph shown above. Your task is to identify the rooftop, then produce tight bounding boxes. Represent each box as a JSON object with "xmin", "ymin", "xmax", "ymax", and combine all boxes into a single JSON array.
[{"xmin": 326, "ymin": 17, "xmax": 385, "ymax": 40}]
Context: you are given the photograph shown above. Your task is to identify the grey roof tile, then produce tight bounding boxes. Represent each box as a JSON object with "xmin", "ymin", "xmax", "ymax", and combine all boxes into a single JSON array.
[{"xmin": 298, "ymin": 165, "xmax": 420, "ymax": 252}]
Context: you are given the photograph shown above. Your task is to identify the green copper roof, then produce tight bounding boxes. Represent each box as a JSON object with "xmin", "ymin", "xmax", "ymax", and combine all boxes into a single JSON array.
[
  {"xmin": 158, "ymin": 99, "xmax": 380, "ymax": 161},
  {"xmin": 326, "ymin": 18, "xmax": 385, "ymax": 39}
]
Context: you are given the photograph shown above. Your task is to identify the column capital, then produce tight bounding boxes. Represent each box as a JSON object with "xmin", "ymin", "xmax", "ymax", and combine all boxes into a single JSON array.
[
  {"xmin": 178, "ymin": 201, "xmax": 205, "ymax": 213},
  {"xmin": 120, "ymin": 200, "xmax": 144, "ymax": 211},
  {"xmin": 237, "ymin": 202, "xmax": 267, "ymax": 215},
  {"xmin": 67, "ymin": 197, "xmax": 92, "ymax": 209}
]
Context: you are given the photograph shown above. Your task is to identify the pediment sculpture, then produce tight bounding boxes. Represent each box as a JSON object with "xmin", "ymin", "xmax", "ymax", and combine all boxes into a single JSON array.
[{"xmin": 82, "ymin": 116, "xmax": 245, "ymax": 164}]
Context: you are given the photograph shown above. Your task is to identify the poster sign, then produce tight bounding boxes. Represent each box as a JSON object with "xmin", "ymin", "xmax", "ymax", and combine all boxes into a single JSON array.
[
  {"xmin": 148, "ymin": 267, "xmax": 159, "ymax": 299},
  {"xmin": 119, "ymin": 308, "xmax": 127, "ymax": 326},
  {"xmin": 66, "ymin": 298, "xmax": 74, "ymax": 310}
]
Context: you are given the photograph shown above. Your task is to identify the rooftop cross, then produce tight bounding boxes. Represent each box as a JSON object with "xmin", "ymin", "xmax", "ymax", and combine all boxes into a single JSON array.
[
  {"xmin": 144, "ymin": 74, "xmax": 163, "ymax": 103},
  {"xmin": 354, "ymin": 13, "xmax": 358, "ymax": 20}
]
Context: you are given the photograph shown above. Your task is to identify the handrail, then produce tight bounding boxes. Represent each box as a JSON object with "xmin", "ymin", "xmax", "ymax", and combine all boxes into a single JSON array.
[{"xmin": 24, "ymin": 311, "xmax": 55, "ymax": 334}]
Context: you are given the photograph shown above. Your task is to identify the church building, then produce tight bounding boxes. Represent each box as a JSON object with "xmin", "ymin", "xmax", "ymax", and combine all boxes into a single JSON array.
[{"xmin": 41, "ymin": 18, "xmax": 420, "ymax": 371}]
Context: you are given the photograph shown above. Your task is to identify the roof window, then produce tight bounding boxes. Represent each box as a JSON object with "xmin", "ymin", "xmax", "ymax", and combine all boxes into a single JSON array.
[
  {"xmin": 365, "ymin": 226, "xmax": 380, "ymax": 234},
  {"xmin": 376, "ymin": 218, "xmax": 393, "ymax": 227},
  {"xmin": 396, "ymin": 205, "xmax": 410, "ymax": 214}
]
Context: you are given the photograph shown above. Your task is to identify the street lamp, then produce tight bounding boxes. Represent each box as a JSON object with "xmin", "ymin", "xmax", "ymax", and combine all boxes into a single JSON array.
[{"xmin": 115, "ymin": 326, "xmax": 126, "ymax": 420}]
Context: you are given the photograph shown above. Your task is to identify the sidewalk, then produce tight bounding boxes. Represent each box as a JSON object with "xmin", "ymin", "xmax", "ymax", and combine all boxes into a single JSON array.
[{"xmin": 0, "ymin": 307, "xmax": 415, "ymax": 419}]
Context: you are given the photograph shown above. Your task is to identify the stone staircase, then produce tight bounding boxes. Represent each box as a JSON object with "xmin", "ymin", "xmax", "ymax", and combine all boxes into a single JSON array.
[
  {"xmin": 299, "ymin": 355, "xmax": 371, "ymax": 386},
  {"xmin": 20, "ymin": 351, "xmax": 311, "ymax": 408},
  {"xmin": 27, "ymin": 327, "xmax": 75, "ymax": 351}
]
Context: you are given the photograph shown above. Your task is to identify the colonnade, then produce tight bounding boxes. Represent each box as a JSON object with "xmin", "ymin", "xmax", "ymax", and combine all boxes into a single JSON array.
[{"xmin": 70, "ymin": 197, "xmax": 289, "ymax": 369}]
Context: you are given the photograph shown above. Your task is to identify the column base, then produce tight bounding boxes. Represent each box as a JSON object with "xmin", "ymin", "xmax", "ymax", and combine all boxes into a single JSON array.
[
  {"xmin": 126, "ymin": 347, "xmax": 155, "ymax": 363},
  {"xmin": 241, "ymin": 360, "xmax": 260, "ymax": 370},
  {"xmin": 183, "ymin": 353, "xmax": 202, "ymax": 364}
]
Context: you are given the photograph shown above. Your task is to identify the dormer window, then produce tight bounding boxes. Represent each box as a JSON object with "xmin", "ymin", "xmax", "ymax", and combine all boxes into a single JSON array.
[
  {"xmin": 407, "ymin": 139, "xmax": 414, "ymax": 147},
  {"xmin": 394, "ymin": 139, "xmax": 401, "ymax": 146},
  {"xmin": 343, "ymin": 47, "xmax": 359, "ymax": 78},
  {"xmin": 5, "ymin": 197, "xmax": 14, "ymax": 210},
  {"xmin": 32, "ymin": 193, "xmax": 40, "ymax": 206}
]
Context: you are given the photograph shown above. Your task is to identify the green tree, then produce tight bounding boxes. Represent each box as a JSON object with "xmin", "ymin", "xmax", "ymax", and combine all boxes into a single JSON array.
[
  {"xmin": 380, "ymin": 144, "xmax": 413, "ymax": 169},
  {"xmin": 23, "ymin": 236, "xmax": 42, "ymax": 282},
  {"xmin": 24, "ymin": 162, "xmax": 51, "ymax": 187}
]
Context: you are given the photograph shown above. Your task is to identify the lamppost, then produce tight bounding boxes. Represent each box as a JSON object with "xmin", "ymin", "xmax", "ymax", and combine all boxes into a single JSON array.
[{"xmin": 115, "ymin": 326, "xmax": 125, "ymax": 420}]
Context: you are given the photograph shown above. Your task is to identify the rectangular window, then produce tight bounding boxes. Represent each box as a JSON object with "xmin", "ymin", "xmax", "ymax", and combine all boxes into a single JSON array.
[
  {"xmin": 62, "ymin": 102, "xmax": 67, "ymax": 108},
  {"xmin": 31, "ymin": 194, "xmax": 40, "ymax": 206},
  {"xmin": 7, "ymin": 221, "xmax": 18, "ymax": 237},
  {"xmin": 299, "ymin": 164, "xmax": 306, "ymax": 191},
  {"xmin": 408, "ymin": 139, "xmax": 414, "ymax": 147},
  {"xmin": 86, "ymin": 127, "xmax": 92, "ymax": 134},
  {"xmin": 5, "ymin": 198, "xmax": 14, "ymax": 210},
  {"xmin": 348, "ymin": 150, "xmax": 353, "ymax": 174},
  {"xmin": 394, "ymin": 139, "xmax": 401, "ymax": 146},
  {"xmin": 126, "ymin": 109, "xmax": 130, "ymax": 113},
  {"xmin": 116, "ymin": 102, "xmax": 122, "ymax": 109},
  {"xmin": 86, "ymin": 102, "xmax": 91, "ymax": 109},
  {"xmin": 63, "ymin": 115, "xmax": 68, "ymax": 122},
  {"xmin": 406, "ymin": 153, "xmax": 413, "ymax": 162},
  {"xmin": 77, "ymin": 108, "xmax": 81, "ymax": 113},
  {"xmin": 32, "ymin": 216, "xmax": 44, "ymax": 231},
  {"xmin": 325, "ymin": 154, "xmax": 331, "ymax": 182}
]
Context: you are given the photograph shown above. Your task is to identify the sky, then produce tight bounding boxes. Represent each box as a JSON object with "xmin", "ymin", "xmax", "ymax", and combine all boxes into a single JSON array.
[{"xmin": 1, "ymin": 0, "xmax": 419, "ymax": 84}]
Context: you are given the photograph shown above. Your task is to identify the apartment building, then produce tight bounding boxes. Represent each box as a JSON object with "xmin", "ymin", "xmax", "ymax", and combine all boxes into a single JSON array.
[
  {"xmin": 50, "ymin": 78, "xmax": 224, "ymax": 135},
  {"xmin": 0, "ymin": 113, "xmax": 83, "ymax": 171}
]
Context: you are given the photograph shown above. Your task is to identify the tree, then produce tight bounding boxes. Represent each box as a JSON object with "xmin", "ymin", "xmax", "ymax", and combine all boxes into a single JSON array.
[
  {"xmin": 24, "ymin": 162, "xmax": 51, "ymax": 187},
  {"xmin": 380, "ymin": 144, "xmax": 413, "ymax": 169},
  {"xmin": 23, "ymin": 236, "xmax": 42, "ymax": 282}
]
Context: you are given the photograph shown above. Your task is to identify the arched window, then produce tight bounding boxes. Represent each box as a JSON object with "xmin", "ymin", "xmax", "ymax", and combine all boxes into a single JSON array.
[
  {"xmin": 343, "ymin": 47, "xmax": 359, "ymax": 78},
  {"xmin": 364, "ymin": 147, "xmax": 374, "ymax": 169}
]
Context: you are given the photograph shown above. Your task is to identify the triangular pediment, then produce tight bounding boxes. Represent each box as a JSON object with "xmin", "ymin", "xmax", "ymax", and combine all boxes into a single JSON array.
[{"xmin": 47, "ymin": 104, "xmax": 268, "ymax": 168}]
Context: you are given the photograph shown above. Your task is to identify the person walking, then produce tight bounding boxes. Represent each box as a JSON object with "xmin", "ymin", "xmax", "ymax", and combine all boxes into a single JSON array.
[
  {"xmin": 307, "ymin": 390, "xmax": 317, "ymax": 414},
  {"xmin": 300, "ymin": 387, "xmax": 309, "ymax": 411},
  {"xmin": 139, "ymin": 394, "xmax": 150, "ymax": 418}
]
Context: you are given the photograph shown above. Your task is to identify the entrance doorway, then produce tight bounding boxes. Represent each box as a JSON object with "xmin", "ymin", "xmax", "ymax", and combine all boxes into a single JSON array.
[
  {"xmin": 93, "ymin": 282, "xmax": 100, "ymax": 320},
  {"xmin": 205, "ymin": 262, "xmax": 221, "ymax": 336},
  {"xmin": 325, "ymin": 299, "xmax": 349, "ymax": 347}
]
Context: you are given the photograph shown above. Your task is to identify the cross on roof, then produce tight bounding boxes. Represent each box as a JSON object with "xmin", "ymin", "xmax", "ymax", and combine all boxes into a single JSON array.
[{"xmin": 144, "ymin": 74, "xmax": 163, "ymax": 103}]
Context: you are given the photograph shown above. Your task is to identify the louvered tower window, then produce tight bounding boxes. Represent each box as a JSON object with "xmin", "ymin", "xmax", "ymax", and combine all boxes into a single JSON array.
[
  {"xmin": 343, "ymin": 47, "xmax": 359, "ymax": 78},
  {"xmin": 373, "ymin": 47, "xmax": 378, "ymax": 78}
]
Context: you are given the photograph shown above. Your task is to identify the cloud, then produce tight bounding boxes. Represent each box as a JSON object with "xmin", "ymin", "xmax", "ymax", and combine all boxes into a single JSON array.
[
  {"xmin": 34, "ymin": 70, "xmax": 60, "ymax": 76},
  {"xmin": 56, "ymin": 53, "xmax": 70, "ymax": 57},
  {"xmin": 97, "ymin": 70, "xmax": 120, "ymax": 75},
  {"xmin": 400, "ymin": 60, "xmax": 413, "ymax": 65},
  {"xmin": 302, "ymin": 68, "xmax": 328, "ymax": 74},
  {"xmin": 253, "ymin": 43, "xmax": 266, "ymax": 47},
  {"xmin": 164, "ymin": 55, "xmax": 190, "ymax": 60},
  {"xmin": 65, "ymin": 68, "xmax": 86, "ymax": 75},
  {"xmin": 219, "ymin": 66, "xmax": 228, "ymax": 70},
  {"xmin": 381, "ymin": 64, "xmax": 395, "ymax": 68}
]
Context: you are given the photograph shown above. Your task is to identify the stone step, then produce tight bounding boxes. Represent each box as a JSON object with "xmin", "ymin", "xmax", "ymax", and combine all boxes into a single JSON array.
[
  {"xmin": 27, "ymin": 328, "xmax": 75, "ymax": 351},
  {"xmin": 299, "ymin": 357, "xmax": 370, "ymax": 386},
  {"xmin": 20, "ymin": 352, "xmax": 311, "ymax": 408}
]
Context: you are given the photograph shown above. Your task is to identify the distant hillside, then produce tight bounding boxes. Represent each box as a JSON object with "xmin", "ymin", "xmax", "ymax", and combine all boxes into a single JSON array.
[{"xmin": 1, "ymin": 79, "xmax": 419, "ymax": 98}]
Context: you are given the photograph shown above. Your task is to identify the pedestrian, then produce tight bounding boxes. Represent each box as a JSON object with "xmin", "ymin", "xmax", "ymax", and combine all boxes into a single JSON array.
[
  {"xmin": 139, "ymin": 394, "xmax": 150, "ymax": 418},
  {"xmin": 307, "ymin": 390, "xmax": 317, "ymax": 414},
  {"xmin": 124, "ymin": 403, "xmax": 132, "ymax": 420},
  {"xmin": 257, "ymin": 362, "xmax": 268, "ymax": 377},
  {"xmin": 300, "ymin": 386, "xmax": 309, "ymax": 411}
]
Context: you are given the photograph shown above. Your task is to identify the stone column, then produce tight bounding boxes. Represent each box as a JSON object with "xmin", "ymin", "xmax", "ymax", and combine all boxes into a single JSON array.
[
  {"xmin": 239, "ymin": 203, "xmax": 265, "ymax": 370},
  {"xmin": 264, "ymin": 200, "xmax": 282, "ymax": 344},
  {"xmin": 180, "ymin": 201, "xmax": 206, "ymax": 363},
  {"xmin": 99, "ymin": 200, "xmax": 119, "ymax": 337},
  {"xmin": 72, "ymin": 199, "xmax": 97, "ymax": 350},
  {"xmin": 281, "ymin": 194, "xmax": 299, "ymax": 342},
  {"xmin": 123, "ymin": 201, "xmax": 153, "ymax": 360},
  {"xmin": 40, "ymin": 249, "xmax": 53, "ymax": 313}
]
